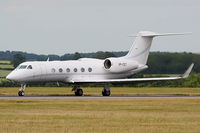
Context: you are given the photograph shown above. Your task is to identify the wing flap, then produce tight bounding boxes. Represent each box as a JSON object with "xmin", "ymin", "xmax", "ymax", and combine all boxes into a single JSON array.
[
  {"xmin": 75, "ymin": 77, "xmax": 182, "ymax": 84},
  {"xmin": 72, "ymin": 63, "xmax": 194, "ymax": 84}
]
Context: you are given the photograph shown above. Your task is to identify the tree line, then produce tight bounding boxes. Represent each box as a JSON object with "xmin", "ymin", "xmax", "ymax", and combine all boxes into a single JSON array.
[{"xmin": 2, "ymin": 50, "xmax": 199, "ymax": 74}]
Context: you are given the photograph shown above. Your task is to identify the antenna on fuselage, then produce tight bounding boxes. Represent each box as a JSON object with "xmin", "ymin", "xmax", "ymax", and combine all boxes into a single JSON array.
[
  {"xmin": 56, "ymin": 82, "xmax": 60, "ymax": 87},
  {"xmin": 47, "ymin": 57, "xmax": 49, "ymax": 62}
]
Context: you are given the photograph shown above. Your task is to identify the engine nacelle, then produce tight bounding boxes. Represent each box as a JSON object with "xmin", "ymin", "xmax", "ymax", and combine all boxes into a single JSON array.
[{"xmin": 103, "ymin": 58, "xmax": 139, "ymax": 73}]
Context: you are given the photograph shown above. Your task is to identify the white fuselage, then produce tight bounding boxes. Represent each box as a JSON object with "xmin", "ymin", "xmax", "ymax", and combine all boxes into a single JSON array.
[{"xmin": 7, "ymin": 58, "xmax": 147, "ymax": 84}]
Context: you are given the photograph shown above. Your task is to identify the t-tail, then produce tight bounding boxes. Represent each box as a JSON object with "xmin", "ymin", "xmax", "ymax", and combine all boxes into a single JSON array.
[{"xmin": 124, "ymin": 31, "xmax": 191, "ymax": 65}]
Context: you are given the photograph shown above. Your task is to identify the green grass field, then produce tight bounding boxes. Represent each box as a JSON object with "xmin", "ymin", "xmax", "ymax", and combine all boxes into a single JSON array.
[
  {"xmin": 0, "ymin": 60, "xmax": 11, "ymax": 64},
  {"xmin": 0, "ymin": 87, "xmax": 200, "ymax": 96},
  {"xmin": 0, "ymin": 60, "xmax": 12, "ymax": 78},
  {"xmin": 0, "ymin": 70, "xmax": 11, "ymax": 77},
  {"xmin": 0, "ymin": 98, "xmax": 200, "ymax": 133},
  {"xmin": 0, "ymin": 64, "xmax": 13, "ymax": 69},
  {"xmin": 0, "ymin": 87, "xmax": 200, "ymax": 133}
]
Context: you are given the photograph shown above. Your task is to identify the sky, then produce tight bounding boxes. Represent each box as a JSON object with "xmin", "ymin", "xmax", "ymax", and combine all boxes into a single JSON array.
[{"xmin": 0, "ymin": 0, "xmax": 199, "ymax": 55}]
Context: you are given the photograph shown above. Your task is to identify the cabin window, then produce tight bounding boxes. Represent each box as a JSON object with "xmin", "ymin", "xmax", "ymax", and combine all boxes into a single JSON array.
[
  {"xmin": 27, "ymin": 65, "xmax": 32, "ymax": 69},
  {"xmin": 59, "ymin": 68, "xmax": 63, "ymax": 73},
  {"xmin": 66, "ymin": 68, "xmax": 70, "ymax": 72},
  {"xmin": 74, "ymin": 68, "xmax": 78, "ymax": 72},
  {"xmin": 81, "ymin": 68, "xmax": 85, "ymax": 72},
  {"xmin": 51, "ymin": 68, "xmax": 56, "ymax": 73},
  {"xmin": 88, "ymin": 67, "xmax": 92, "ymax": 72},
  {"xmin": 19, "ymin": 65, "xmax": 27, "ymax": 69}
]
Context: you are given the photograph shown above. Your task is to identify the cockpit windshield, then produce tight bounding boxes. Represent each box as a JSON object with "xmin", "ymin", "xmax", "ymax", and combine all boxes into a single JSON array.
[
  {"xmin": 15, "ymin": 65, "xmax": 33, "ymax": 70},
  {"xmin": 19, "ymin": 65, "xmax": 27, "ymax": 69}
]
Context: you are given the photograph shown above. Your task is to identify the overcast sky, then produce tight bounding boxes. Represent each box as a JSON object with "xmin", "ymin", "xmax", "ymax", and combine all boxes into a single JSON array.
[{"xmin": 0, "ymin": 0, "xmax": 199, "ymax": 55}]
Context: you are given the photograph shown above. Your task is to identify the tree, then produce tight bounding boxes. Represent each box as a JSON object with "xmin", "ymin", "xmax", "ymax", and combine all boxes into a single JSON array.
[
  {"xmin": 93, "ymin": 51, "xmax": 116, "ymax": 59},
  {"xmin": 73, "ymin": 52, "xmax": 81, "ymax": 60},
  {"xmin": 12, "ymin": 54, "xmax": 26, "ymax": 68}
]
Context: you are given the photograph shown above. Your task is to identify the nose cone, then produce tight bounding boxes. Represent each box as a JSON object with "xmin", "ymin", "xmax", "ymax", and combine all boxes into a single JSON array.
[
  {"xmin": 6, "ymin": 72, "xmax": 17, "ymax": 81},
  {"xmin": 6, "ymin": 73, "xmax": 13, "ymax": 81}
]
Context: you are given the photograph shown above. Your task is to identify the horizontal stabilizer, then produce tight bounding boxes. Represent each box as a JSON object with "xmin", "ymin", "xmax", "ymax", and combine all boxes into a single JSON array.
[{"xmin": 129, "ymin": 31, "xmax": 192, "ymax": 37}]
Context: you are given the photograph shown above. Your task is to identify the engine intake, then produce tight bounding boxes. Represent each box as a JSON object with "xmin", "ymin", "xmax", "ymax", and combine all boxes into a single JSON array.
[
  {"xmin": 103, "ymin": 58, "xmax": 138, "ymax": 73},
  {"xmin": 104, "ymin": 59, "xmax": 111, "ymax": 69}
]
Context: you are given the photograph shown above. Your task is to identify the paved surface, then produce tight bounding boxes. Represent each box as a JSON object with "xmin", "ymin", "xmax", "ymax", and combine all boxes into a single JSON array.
[{"xmin": 0, "ymin": 95, "xmax": 200, "ymax": 100}]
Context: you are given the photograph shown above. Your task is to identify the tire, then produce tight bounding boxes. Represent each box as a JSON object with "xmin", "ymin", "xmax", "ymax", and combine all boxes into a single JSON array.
[
  {"xmin": 75, "ymin": 89, "xmax": 83, "ymax": 96},
  {"xmin": 18, "ymin": 91, "xmax": 25, "ymax": 96},
  {"xmin": 102, "ymin": 89, "xmax": 111, "ymax": 96}
]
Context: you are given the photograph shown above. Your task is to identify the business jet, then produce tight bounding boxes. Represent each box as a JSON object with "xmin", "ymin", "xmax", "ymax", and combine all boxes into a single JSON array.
[{"xmin": 6, "ymin": 31, "xmax": 194, "ymax": 96}]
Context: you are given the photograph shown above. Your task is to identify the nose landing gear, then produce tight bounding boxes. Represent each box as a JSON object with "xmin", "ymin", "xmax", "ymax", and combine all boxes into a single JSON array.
[{"xmin": 18, "ymin": 84, "xmax": 26, "ymax": 96}]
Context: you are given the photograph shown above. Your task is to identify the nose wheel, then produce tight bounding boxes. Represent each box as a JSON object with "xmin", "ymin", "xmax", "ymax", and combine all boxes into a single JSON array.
[
  {"xmin": 18, "ymin": 91, "xmax": 25, "ymax": 96},
  {"xmin": 18, "ymin": 84, "xmax": 26, "ymax": 96}
]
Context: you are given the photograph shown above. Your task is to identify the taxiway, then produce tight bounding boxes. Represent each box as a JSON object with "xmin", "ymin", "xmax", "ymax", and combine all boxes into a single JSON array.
[{"xmin": 0, "ymin": 95, "xmax": 200, "ymax": 100}]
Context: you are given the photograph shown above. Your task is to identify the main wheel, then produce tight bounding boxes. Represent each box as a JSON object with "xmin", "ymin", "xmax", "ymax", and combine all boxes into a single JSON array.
[
  {"xmin": 18, "ymin": 91, "xmax": 25, "ymax": 96},
  {"xmin": 75, "ymin": 89, "xmax": 83, "ymax": 96},
  {"xmin": 102, "ymin": 89, "xmax": 111, "ymax": 96}
]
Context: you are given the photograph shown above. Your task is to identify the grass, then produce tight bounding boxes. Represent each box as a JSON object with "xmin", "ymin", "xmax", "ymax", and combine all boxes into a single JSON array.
[
  {"xmin": 0, "ymin": 64, "xmax": 13, "ymax": 69},
  {"xmin": 0, "ymin": 87, "xmax": 200, "ymax": 96},
  {"xmin": 0, "ymin": 70, "xmax": 11, "ymax": 77},
  {"xmin": 0, "ymin": 98, "xmax": 200, "ymax": 133},
  {"xmin": 0, "ymin": 87, "xmax": 200, "ymax": 132},
  {"xmin": 0, "ymin": 60, "xmax": 12, "ymax": 77},
  {"xmin": 0, "ymin": 60, "xmax": 11, "ymax": 64}
]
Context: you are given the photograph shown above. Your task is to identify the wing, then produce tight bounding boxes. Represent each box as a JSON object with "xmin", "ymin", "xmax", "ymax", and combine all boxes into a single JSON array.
[{"xmin": 71, "ymin": 63, "xmax": 194, "ymax": 84}]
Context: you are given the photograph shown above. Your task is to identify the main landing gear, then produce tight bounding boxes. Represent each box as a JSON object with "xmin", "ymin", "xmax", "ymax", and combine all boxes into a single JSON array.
[
  {"xmin": 72, "ymin": 84, "xmax": 111, "ymax": 96},
  {"xmin": 18, "ymin": 84, "xmax": 26, "ymax": 96},
  {"xmin": 72, "ymin": 86, "xmax": 83, "ymax": 96},
  {"xmin": 102, "ymin": 84, "xmax": 111, "ymax": 96}
]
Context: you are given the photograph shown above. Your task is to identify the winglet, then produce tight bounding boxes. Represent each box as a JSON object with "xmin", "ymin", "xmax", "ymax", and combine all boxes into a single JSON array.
[{"xmin": 182, "ymin": 63, "xmax": 194, "ymax": 79}]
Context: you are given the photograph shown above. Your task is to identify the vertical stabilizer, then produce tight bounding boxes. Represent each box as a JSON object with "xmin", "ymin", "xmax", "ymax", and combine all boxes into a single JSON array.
[
  {"xmin": 124, "ymin": 31, "xmax": 190, "ymax": 65},
  {"xmin": 124, "ymin": 31, "xmax": 155, "ymax": 65}
]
